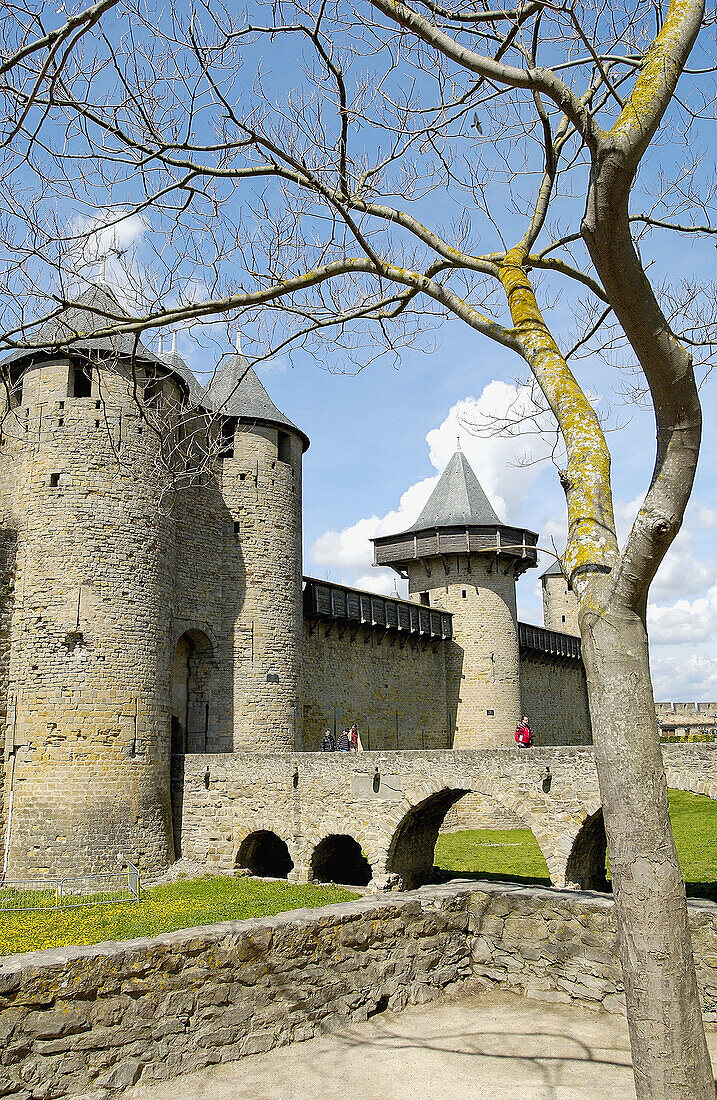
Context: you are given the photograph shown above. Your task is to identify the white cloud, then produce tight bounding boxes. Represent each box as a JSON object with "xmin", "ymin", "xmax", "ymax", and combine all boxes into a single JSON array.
[
  {"xmin": 648, "ymin": 586, "xmax": 717, "ymax": 645},
  {"xmin": 692, "ymin": 504, "xmax": 717, "ymax": 530},
  {"xmin": 353, "ymin": 571, "xmax": 408, "ymax": 597},
  {"xmin": 311, "ymin": 476, "xmax": 438, "ymax": 572},
  {"xmin": 651, "ymin": 529, "xmax": 717, "ymax": 602},
  {"xmin": 615, "ymin": 493, "xmax": 645, "ymax": 546},
  {"xmin": 427, "ymin": 382, "xmax": 555, "ymax": 521},
  {"xmin": 310, "ymin": 381, "xmax": 555, "ymax": 582},
  {"xmin": 650, "ymin": 654, "xmax": 717, "ymax": 701}
]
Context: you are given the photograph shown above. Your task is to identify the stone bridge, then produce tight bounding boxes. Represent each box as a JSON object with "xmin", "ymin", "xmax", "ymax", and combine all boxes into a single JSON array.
[{"xmin": 176, "ymin": 744, "xmax": 717, "ymax": 891}]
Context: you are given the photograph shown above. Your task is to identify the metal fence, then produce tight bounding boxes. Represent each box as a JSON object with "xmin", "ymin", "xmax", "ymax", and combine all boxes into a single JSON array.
[{"xmin": 0, "ymin": 864, "xmax": 141, "ymax": 912}]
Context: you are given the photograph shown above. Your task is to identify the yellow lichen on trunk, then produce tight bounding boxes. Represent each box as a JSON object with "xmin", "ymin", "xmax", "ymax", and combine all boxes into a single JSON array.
[
  {"xmin": 499, "ymin": 251, "xmax": 618, "ymax": 583},
  {"xmin": 609, "ymin": 0, "xmax": 704, "ymax": 154}
]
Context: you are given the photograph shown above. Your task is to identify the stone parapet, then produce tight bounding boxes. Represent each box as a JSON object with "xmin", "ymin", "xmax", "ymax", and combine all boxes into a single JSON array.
[{"xmin": 0, "ymin": 881, "xmax": 715, "ymax": 1096}]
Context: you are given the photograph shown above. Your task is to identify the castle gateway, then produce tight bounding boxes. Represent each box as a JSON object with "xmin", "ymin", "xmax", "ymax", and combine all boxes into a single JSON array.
[{"xmin": 0, "ymin": 286, "xmax": 591, "ymax": 876}]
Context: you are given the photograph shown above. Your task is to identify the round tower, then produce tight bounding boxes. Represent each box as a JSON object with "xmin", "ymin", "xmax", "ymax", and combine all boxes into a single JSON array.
[
  {"xmin": 373, "ymin": 450, "xmax": 538, "ymax": 748},
  {"xmin": 541, "ymin": 559, "xmax": 579, "ymax": 635},
  {"xmin": 204, "ymin": 352, "xmax": 308, "ymax": 751},
  {"xmin": 0, "ymin": 286, "xmax": 190, "ymax": 876}
]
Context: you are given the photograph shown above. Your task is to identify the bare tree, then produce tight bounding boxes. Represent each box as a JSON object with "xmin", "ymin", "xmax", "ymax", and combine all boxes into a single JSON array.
[{"xmin": 1, "ymin": 0, "xmax": 716, "ymax": 1093}]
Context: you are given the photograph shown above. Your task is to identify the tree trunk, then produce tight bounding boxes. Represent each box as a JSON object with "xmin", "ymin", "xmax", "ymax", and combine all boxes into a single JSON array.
[{"xmin": 580, "ymin": 600, "xmax": 714, "ymax": 1099}]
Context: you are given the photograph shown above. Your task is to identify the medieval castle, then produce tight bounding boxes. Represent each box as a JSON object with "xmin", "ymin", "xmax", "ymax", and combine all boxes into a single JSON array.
[{"xmin": 0, "ymin": 285, "xmax": 597, "ymax": 878}]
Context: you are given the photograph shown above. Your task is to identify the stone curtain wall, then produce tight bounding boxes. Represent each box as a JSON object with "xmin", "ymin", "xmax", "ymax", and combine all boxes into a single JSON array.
[
  {"xmin": 300, "ymin": 622, "xmax": 450, "ymax": 751},
  {"xmin": 1, "ymin": 882, "xmax": 717, "ymax": 1097},
  {"xmin": 519, "ymin": 654, "xmax": 593, "ymax": 747}
]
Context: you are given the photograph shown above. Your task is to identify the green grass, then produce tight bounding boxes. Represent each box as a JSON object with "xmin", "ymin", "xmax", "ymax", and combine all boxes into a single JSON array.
[
  {"xmin": 435, "ymin": 827, "xmax": 552, "ymax": 887},
  {"xmin": 0, "ymin": 875, "xmax": 355, "ymax": 957},
  {"xmin": 657, "ymin": 789, "xmax": 717, "ymax": 903},
  {"xmin": 435, "ymin": 789, "xmax": 717, "ymax": 900}
]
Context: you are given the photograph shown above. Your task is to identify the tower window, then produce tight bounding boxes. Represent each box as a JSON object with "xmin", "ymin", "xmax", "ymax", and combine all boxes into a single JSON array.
[
  {"xmin": 50, "ymin": 472, "xmax": 61, "ymax": 487},
  {"xmin": 419, "ymin": 592, "xmax": 430, "ymax": 606},
  {"xmin": 8, "ymin": 368, "xmax": 23, "ymax": 408},
  {"xmin": 220, "ymin": 416, "xmax": 237, "ymax": 459},
  {"xmin": 562, "ymin": 615, "xmax": 566, "ymax": 622},
  {"xmin": 233, "ymin": 521, "xmax": 240, "ymax": 535},
  {"xmin": 278, "ymin": 430, "xmax": 292, "ymax": 465},
  {"xmin": 143, "ymin": 375, "xmax": 163, "ymax": 408},
  {"xmin": 71, "ymin": 364, "xmax": 93, "ymax": 398},
  {"xmin": 461, "ymin": 589, "xmax": 467, "ymax": 599}
]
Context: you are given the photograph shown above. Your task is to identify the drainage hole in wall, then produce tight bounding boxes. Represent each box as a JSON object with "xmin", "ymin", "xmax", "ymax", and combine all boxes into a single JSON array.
[{"xmin": 367, "ymin": 995, "xmax": 390, "ymax": 1018}]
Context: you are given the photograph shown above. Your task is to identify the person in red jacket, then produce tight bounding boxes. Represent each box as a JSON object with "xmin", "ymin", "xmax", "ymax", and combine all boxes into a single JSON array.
[{"xmin": 514, "ymin": 717, "xmax": 534, "ymax": 748}]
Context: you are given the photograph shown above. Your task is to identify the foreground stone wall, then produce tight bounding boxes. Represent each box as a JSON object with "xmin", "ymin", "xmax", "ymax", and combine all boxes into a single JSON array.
[
  {"xmin": 0, "ymin": 881, "xmax": 716, "ymax": 1098},
  {"xmin": 300, "ymin": 621, "xmax": 449, "ymax": 751}
]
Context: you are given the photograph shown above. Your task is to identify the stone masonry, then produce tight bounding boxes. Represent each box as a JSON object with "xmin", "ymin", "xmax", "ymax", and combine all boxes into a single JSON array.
[
  {"xmin": 177, "ymin": 743, "xmax": 717, "ymax": 891},
  {"xmin": 0, "ymin": 880, "xmax": 716, "ymax": 1098}
]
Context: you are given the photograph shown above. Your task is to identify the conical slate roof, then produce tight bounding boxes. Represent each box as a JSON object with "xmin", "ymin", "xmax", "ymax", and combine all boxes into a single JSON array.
[
  {"xmin": 405, "ymin": 450, "xmax": 502, "ymax": 532},
  {"xmin": 3, "ymin": 284, "xmax": 165, "ymax": 370},
  {"xmin": 203, "ymin": 353, "xmax": 309, "ymax": 451},
  {"xmin": 159, "ymin": 349, "xmax": 205, "ymax": 404},
  {"xmin": 541, "ymin": 559, "xmax": 564, "ymax": 578}
]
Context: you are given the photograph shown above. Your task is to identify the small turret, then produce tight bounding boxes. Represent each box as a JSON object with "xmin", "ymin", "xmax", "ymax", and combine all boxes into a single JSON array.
[
  {"xmin": 204, "ymin": 352, "xmax": 308, "ymax": 750},
  {"xmin": 541, "ymin": 559, "xmax": 579, "ymax": 636},
  {"xmin": 373, "ymin": 449, "xmax": 538, "ymax": 748}
]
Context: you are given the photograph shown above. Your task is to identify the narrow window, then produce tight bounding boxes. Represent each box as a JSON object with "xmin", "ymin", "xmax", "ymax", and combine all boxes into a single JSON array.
[
  {"xmin": 58, "ymin": 418, "xmax": 64, "ymax": 427},
  {"xmin": 419, "ymin": 592, "xmax": 430, "ymax": 606},
  {"xmin": 8, "ymin": 368, "xmax": 23, "ymax": 409},
  {"xmin": 50, "ymin": 472, "xmax": 61, "ymax": 487},
  {"xmin": 220, "ymin": 416, "xmax": 237, "ymax": 459},
  {"xmin": 71, "ymin": 364, "xmax": 93, "ymax": 398},
  {"xmin": 142, "ymin": 371, "xmax": 163, "ymax": 408},
  {"xmin": 461, "ymin": 589, "xmax": 467, "ymax": 599},
  {"xmin": 277, "ymin": 430, "xmax": 292, "ymax": 464},
  {"xmin": 561, "ymin": 615, "xmax": 566, "ymax": 623},
  {"xmin": 233, "ymin": 521, "xmax": 240, "ymax": 535}
]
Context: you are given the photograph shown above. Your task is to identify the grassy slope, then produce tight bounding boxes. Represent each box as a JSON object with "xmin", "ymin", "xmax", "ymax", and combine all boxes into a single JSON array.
[
  {"xmin": 435, "ymin": 788, "xmax": 717, "ymax": 900},
  {"xmin": 0, "ymin": 876, "xmax": 355, "ymax": 956}
]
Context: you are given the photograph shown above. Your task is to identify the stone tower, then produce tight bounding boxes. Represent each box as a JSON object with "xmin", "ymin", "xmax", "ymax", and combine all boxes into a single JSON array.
[
  {"xmin": 0, "ymin": 286, "xmax": 184, "ymax": 875},
  {"xmin": 203, "ymin": 354, "xmax": 308, "ymax": 751},
  {"xmin": 541, "ymin": 559, "xmax": 579, "ymax": 636},
  {"xmin": 373, "ymin": 449, "xmax": 538, "ymax": 748},
  {"xmin": 0, "ymin": 286, "xmax": 309, "ymax": 876}
]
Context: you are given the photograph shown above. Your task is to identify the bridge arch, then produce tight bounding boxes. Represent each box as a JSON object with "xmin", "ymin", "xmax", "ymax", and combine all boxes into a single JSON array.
[
  {"xmin": 310, "ymin": 834, "xmax": 372, "ymax": 886},
  {"xmin": 564, "ymin": 778, "xmax": 717, "ymax": 892},
  {"xmin": 382, "ymin": 777, "xmax": 572, "ymax": 890},
  {"xmin": 565, "ymin": 805, "xmax": 609, "ymax": 891},
  {"xmin": 236, "ymin": 830, "xmax": 294, "ymax": 878}
]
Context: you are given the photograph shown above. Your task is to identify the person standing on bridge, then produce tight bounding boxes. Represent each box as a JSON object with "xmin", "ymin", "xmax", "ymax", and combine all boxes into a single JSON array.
[
  {"xmin": 349, "ymin": 724, "xmax": 363, "ymax": 752},
  {"xmin": 336, "ymin": 728, "xmax": 351, "ymax": 752},
  {"xmin": 321, "ymin": 729, "xmax": 336, "ymax": 752},
  {"xmin": 514, "ymin": 717, "xmax": 534, "ymax": 749}
]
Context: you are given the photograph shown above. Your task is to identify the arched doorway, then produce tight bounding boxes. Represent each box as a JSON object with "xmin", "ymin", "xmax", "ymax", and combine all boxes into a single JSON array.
[
  {"xmin": 171, "ymin": 629, "xmax": 214, "ymax": 754},
  {"xmin": 237, "ymin": 831, "xmax": 294, "ymax": 878},
  {"xmin": 311, "ymin": 835, "xmax": 372, "ymax": 886},
  {"xmin": 171, "ymin": 629, "xmax": 214, "ymax": 860}
]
